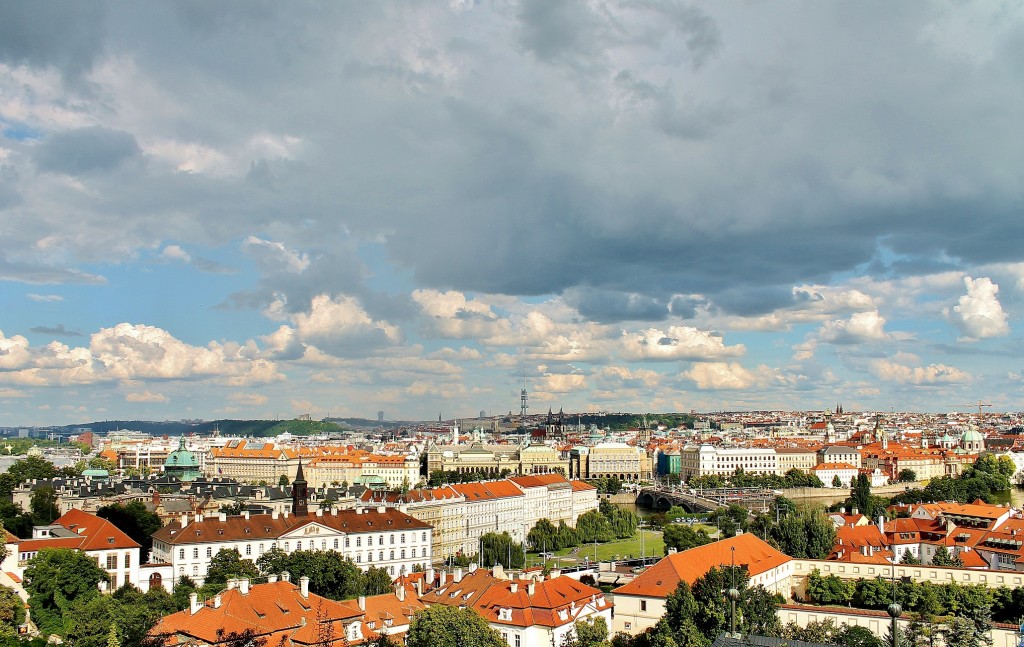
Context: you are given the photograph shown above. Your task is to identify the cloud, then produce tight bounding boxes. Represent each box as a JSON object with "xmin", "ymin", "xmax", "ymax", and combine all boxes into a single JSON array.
[
  {"xmin": 286, "ymin": 294, "xmax": 403, "ymax": 357},
  {"xmin": 160, "ymin": 245, "xmax": 191, "ymax": 263},
  {"xmin": 125, "ymin": 390, "xmax": 168, "ymax": 403},
  {"xmin": 27, "ymin": 293, "xmax": 62, "ymax": 302},
  {"xmin": 817, "ymin": 310, "xmax": 890, "ymax": 345},
  {"xmin": 228, "ymin": 392, "xmax": 268, "ymax": 406},
  {"xmin": 30, "ymin": 324, "xmax": 81, "ymax": 337},
  {"xmin": 620, "ymin": 326, "xmax": 744, "ymax": 361},
  {"xmin": 680, "ymin": 362, "xmax": 760, "ymax": 390},
  {"xmin": 34, "ymin": 127, "xmax": 141, "ymax": 175},
  {"xmin": 947, "ymin": 276, "xmax": 1010, "ymax": 340},
  {"xmin": 870, "ymin": 358, "xmax": 971, "ymax": 385}
]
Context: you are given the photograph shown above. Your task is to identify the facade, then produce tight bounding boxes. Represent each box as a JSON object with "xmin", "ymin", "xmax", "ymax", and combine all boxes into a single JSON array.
[
  {"xmin": 811, "ymin": 463, "xmax": 859, "ymax": 488},
  {"xmin": 163, "ymin": 436, "xmax": 202, "ymax": 482},
  {"xmin": 677, "ymin": 445, "xmax": 779, "ymax": 481},
  {"xmin": 426, "ymin": 442, "xmax": 569, "ymax": 477},
  {"xmin": 360, "ymin": 486, "xmax": 467, "ymax": 561},
  {"xmin": 774, "ymin": 448, "xmax": 818, "ymax": 474},
  {"xmin": 206, "ymin": 441, "xmax": 300, "ymax": 483},
  {"xmin": 817, "ymin": 446, "xmax": 862, "ymax": 469},
  {"xmin": 150, "ymin": 506, "xmax": 433, "ymax": 585},
  {"xmin": 306, "ymin": 453, "xmax": 419, "ymax": 489},
  {"xmin": 612, "ymin": 534, "xmax": 793, "ymax": 634},
  {"xmin": 583, "ymin": 442, "xmax": 653, "ymax": 482}
]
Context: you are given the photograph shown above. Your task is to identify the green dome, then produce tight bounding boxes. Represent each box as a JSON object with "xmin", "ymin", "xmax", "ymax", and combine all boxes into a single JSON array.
[
  {"xmin": 960, "ymin": 428, "xmax": 984, "ymax": 442},
  {"xmin": 164, "ymin": 436, "xmax": 201, "ymax": 481}
]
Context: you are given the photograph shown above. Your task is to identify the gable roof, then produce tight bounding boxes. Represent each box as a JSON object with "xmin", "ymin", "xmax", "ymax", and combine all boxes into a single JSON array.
[{"xmin": 612, "ymin": 534, "xmax": 791, "ymax": 599}]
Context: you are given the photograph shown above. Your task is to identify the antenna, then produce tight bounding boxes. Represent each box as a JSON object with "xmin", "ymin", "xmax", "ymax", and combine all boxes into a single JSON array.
[{"xmin": 520, "ymin": 367, "xmax": 529, "ymax": 421}]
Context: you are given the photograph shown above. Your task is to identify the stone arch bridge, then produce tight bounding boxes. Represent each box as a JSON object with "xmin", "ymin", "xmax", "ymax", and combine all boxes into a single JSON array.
[{"xmin": 636, "ymin": 487, "xmax": 777, "ymax": 514}]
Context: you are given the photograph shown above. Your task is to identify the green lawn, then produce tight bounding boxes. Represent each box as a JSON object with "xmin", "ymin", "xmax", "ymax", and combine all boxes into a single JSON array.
[{"xmin": 527, "ymin": 529, "xmax": 666, "ymax": 567}]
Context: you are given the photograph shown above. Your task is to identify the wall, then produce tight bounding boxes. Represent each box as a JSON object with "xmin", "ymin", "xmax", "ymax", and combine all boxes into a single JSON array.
[
  {"xmin": 791, "ymin": 559, "xmax": 1024, "ymax": 599},
  {"xmin": 778, "ymin": 604, "xmax": 1020, "ymax": 647}
]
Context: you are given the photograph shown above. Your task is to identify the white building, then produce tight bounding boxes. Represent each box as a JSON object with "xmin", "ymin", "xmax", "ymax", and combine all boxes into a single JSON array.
[
  {"xmin": 150, "ymin": 506, "xmax": 432, "ymax": 585},
  {"xmin": 677, "ymin": 444, "xmax": 779, "ymax": 481}
]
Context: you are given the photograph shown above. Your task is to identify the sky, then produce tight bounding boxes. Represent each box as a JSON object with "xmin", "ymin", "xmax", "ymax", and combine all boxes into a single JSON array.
[{"xmin": 2, "ymin": 1, "xmax": 1024, "ymax": 426}]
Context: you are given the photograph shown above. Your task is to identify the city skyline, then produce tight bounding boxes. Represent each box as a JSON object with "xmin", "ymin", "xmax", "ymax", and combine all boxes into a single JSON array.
[{"xmin": 2, "ymin": 3, "xmax": 1024, "ymax": 425}]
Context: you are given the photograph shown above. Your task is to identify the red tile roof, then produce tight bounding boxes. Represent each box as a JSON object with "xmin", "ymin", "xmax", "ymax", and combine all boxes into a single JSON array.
[{"xmin": 612, "ymin": 534, "xmax": 791, "ymax": 599}]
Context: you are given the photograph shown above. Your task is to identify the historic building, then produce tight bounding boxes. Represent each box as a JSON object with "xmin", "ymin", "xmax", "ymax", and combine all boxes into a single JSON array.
[{"xmin": 163, "ymin": 436, "xmax": 202, "ymax": 482}]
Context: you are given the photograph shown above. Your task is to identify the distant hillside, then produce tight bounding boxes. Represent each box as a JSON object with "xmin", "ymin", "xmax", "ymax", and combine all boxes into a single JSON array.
[{"xmin": 51, "ymin": 419, "xmax": 386, "ymax": 437}]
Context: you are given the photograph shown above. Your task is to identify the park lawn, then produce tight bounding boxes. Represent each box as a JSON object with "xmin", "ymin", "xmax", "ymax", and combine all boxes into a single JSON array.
[{"xmin": 530, "ymin": 529, "xmax": 666, "ymax": 567}]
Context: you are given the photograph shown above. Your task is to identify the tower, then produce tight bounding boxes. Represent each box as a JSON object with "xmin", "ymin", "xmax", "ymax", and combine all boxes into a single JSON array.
[{"xmin": 292, "ymin": 460, "xmax": 308, "ymax": 517}]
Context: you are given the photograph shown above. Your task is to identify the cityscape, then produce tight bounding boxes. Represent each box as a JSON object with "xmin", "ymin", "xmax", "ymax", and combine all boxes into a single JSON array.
[{"xmin": 2, "ymin": 2, "xmax": 1024, "ymax": 647}]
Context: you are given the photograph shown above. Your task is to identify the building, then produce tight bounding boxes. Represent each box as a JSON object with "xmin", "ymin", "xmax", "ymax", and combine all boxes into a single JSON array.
[
  {"xmin": 811, "ymin": 463, "xmax": 859, "ymax": 488},
  {"xmin": 150, "ymin": 575, "xmax": 395, "ymax": 646},
  {"xmin": 583, "ymin": 442, "xmax": 653, "ymax": 482},
  {"xmin": 418, "ymin": 563, "xmax": 613, "ymax": 647},
  {"xmin": 774, "ymin": 448, "xmax": 818, "ymax": 474},
  {"xmin": 611, "ymin": 534, "xmax": 793, "ymax": 634},
  {"xmin": 150, "ymin": 480, "xmax": 433, "ymax": 584},
  {"xmin": 677, "ymin": 445, "xmax": 779, "ymax": 481},
  {"xmin": 7, "ymin": 509, "xmax": 144, "ymax": 591},
  {"xmin": 163, "ymin": 436, "xmax": 202, "ymax": 482},
  {"xmin": 426, "ymin": 442, "xmax": 569, "ymax": 478}
]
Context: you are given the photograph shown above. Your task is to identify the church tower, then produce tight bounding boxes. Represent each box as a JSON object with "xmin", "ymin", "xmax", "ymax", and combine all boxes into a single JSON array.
[{"xmin": 292, "ymin": 460, "xmax": 309, "ymax": 517}]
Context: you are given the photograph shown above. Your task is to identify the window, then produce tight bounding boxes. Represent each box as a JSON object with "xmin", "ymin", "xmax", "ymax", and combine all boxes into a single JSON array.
[
  {"xmin": 640, "ymin": 600, "xmax": 647, "ymax": 612},
  {"xmin": 206, "ymin": 547, "xmax": 213, "ymax": 558},
  {"xmin": 333, "ymin": 539, "xmax": 339, "ymax": 549},
  {"xmin": 284, "ymin": 542, "xmax": 290, "ymax": 552},
  {"xmin": 422, "ymin": 532, "xmax": 427, "ymax": 542},
  {"xmin": 245, "ymin": 544, "xmax": 252, "ymax": 556},
  {"xmin": 401, "ymin": 550, "xmax": 406, "ymax": 559},
  {"xmin": 356, "ymin": 555, "xmax": 361, "ymax": 563},
  {"xmin": 192, "ymin": 548, "xmax": 199, "ymax": 559},
  {"xmin": 106, "ymin": 555, "xmax": 118, "ymax": 569},
  {"xmin": 110, "ymin": 574, "xmax": 118, "ymax": 589},
  {"xmin": 124, "ymin": 553, "xmax": 131, "ymax": 569},
  {"xmin": 401, "ymin": 533, "xmax": 406, "ymax": 544},
  {"xmin": 411, "ymin": 548, "xmax": 416, "ymax": 558},
  {"xmin": 379, "ymin": 552, "xmax": 384, "ymax": 562},
  {"xmin": 345, "ymin": 537, "xmax": 350, "ymax": 548},
  {"xmin": 179, "ymin": 548, "xmax": 185, "ymax": 560},
  {"xmin": 259, "ymin": 544, "xmax": 265, "ymax": 554},
  {"xmin": 297, "ymin": 541, "xmax": 302, "ymax": 551},
  {"xmin": 390, "ymin": 550, "xmax": 395, "ymax": 560},
  {"xmin": 379, "ymin": 535, "xmax": 384, "ymax": 545},
  {"xmin": 390, "ymin": 535, "xmax": 395, "ymax": 544},
  {"xmin": 515, "ymin": 635, "xmax": 521, "ymax": 647}
]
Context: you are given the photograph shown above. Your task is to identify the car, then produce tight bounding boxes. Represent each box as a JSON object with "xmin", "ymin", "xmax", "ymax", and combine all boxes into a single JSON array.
[{"xmin": 539, "ymin": 552, "xmax": 554, "ymax": 559}]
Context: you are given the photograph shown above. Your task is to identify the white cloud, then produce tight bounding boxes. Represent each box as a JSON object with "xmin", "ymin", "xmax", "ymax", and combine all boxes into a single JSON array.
[
  {"xmin": 0, "ymin": 332, "xmax": 32, "ymax": 370},
  {"xmin": 242, "ymin": 236, "xmax": 311, "ymax": 275},
  {"xmin": 870, "ymin": 358, "xmax": 971, "ymax": 385},
  {"xmin": 620, "ymin": 326, "xmax": 744, "ymax": 361},
  {"xmin": 125, "ymin": 390, "xmax": 168, "ymax": 403},
  {"xmin": 817, "ymin": 310, "xmax": 890, "ymax": 344},
  {"xmin": 27, "ymin": 293, "xmax": 63, "ymax": 302},
  {"xmin": 229, "ymin": 392, "xmax": 269, "ymax": 406},
  {"xmin": 288, "ymin": 294, "xmax": 402, "ymax": 356},
  {"xmin": 680, "ymin": 362, "xmax": 758, "ymax": 390},
  {"xmin": 160, "ymin": 245, "xmax": 191, "ymax": 263},
  {"xmin": 947, "ymin": 276, "xmax": 1010, "ymax": 340}
]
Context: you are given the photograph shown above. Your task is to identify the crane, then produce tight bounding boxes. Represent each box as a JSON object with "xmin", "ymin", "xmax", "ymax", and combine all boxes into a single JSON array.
[{"xmin": 954, "ymin": 401, "xmax": 992, "ymax": 415}]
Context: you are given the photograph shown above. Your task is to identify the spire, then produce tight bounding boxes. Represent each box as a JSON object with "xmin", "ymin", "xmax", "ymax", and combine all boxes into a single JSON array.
[{"xmin": 292, "ymin": 459, "xmax": 308, "ymax": 517}]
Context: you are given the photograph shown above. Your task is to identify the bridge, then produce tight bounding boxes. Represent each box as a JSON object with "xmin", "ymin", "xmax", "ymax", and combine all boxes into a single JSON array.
[{"xmin": 636, "ymin": 487, "xmax": 776, "ymax": 514}]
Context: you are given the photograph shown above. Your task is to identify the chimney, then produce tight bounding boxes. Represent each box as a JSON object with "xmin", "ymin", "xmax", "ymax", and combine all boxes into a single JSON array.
[
  {"xmin": 268, "ymin": 574, "xmax": 279, "ymax": 583},
  {"xmin": 358, "ymin": 595, "xmax": 366, "ymax": 611},
  {"xmin": 239, "ymin": 578, "xmax": 250, "ymax": 595},
  {"xmin": 852, "ymin": 507, "xmax": 859, "ymax": 516},
  {"xmin": 877, "ymin": 515, "xmax": 885, "ymax": 535},
  {"xmin": 195, "ymin": 513, "xmax": 203, "ymax": 523},
  {"xmin": 299, "ymin": 576, "xmax": 309, "ymax": 598},
  {"xmin": 491, "ymin": 563, "xmax": 503, "ymax": 580},
  {"xmin": 356, "ymin": 508, "xmax": 363, "ymax": 515},
  {"xmin": 549, "ymin": 569, "xmax": 561, "ymax": 579},
  {"xmin": 527, "ymin": 581, "xmax": 535, "ymax": 596},
  {"xmin": 272, "ymin": 510, "xmax": 279, "ymax": 520},
  {"xmin": 667, "ymin": 547, "xmax": 677, "ymax": 555},
  {"xmin": 426, "ymin": 567, "xmax": 435, "ymax": 585},
  {"xmin": 214, "ymin": 594, "xmax": 222, "ymax": 609},
  {"xmin": 510, "ymin": 581, "xmax": 518, "ymax": 593},
  {"xmin": 377, "ymin": 506, "xmax": 386, "ymax": 514},
  {"xmin": 219, "ymin": 512, "xmax": 227, "ymax": 522},
  {"xmin": 454, "ymin": 567, "xmax": 464, "ymax": 583},
  {"xmin": 316, "ymin": 509, "xmax": 323, "ymax": 517},
  {"xmin": 281, "ymin": 571, "xmax": 291, "ymax": 583},
  {"xmin": 243, "ymin": 511, "xmax": 250, "ymax": 520},
  {"xmin": 414, "ymin": 580, "xmax": 423, "ymax": 596},
  {"xmin": 396, "ymin": 584, "xmax": 405, "ymax": 601},
  {"xmin": 468, "ymin": 563, "xmax": 478, "ymax": 573},
  {"xmin": 181, "ymin": 513, "xmax": 189, "ymax": 528},
  {"xmin": 227, "ymin": 578, "xmax": 237, "ymax": 590},
  {"xmin": 189, "ymin": 593, "xmax": 201, "ymax": 615},
  {"xmin": 400, "ymin": 504, "xmax": 409, "ymax": 514}
]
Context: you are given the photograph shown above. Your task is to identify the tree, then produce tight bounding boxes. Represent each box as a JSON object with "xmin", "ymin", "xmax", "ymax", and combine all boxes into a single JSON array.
[
  {"xmin": 898, "ymin": 469, "xmax": 917, "ymax": 483},
  {"xmin": 901, "ymin": 551, "xmax": 921, "ymax": 565},
  {"xmin": 24, "ymin": 548, "xmax": 109, "ymax": 635},
  {"xmin": 832, "ymin": 475, "xmax": 842, "ymax": 488},
  {"xmin": 170, "ymin": 577, "xmax": 198, "ymax": 612},
  {"xmin": 836, "ymin": 625, "xmax": 885, "ymax": 647},
  {"xmin": 480, "ymin": 532, "xmax": 525, "ymax": 569},
  {"xmin": 96, "ymin": 501, "xmax": 163, "ymax": 563},
  {"xmin": 662, "ymin": 524, "xmax": 711, "ymax": 554},
  {"xmin": 406, "ymin": 605, "xmax": 505, "ymax": 647},
  {"xmin": 279, "ymin": 474, "xmax": 290, "ymax": 486},
  {"xmin": 931, "ymin": 546, "xmax": 963, "ymax": 568},
  {"xmin": 0, "ymin": 586, "xmax": 25, "ymax": 637},
  {"xmin": 202, "ymin": 549, "xmax": 259, "ymax": 595},
  {"xmin": 29, "ymin": 485, "xmax": 60, "ymax": 525},
  {"xmin": 562, "ymin": 616, "xmax": 609, "ymax": 647},
  {"xmin": 850, "ymin": 474, "xmax": 873, "ymax": 516},
  {"xmin": 363, "ymin": 567, "xmax": 393, "ymax": 596},
  {"xmin": 805, "ymin": 569, "xmax": 854, "ymax": 606}
]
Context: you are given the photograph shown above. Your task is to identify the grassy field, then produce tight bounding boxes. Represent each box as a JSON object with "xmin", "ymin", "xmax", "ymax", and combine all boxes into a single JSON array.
[{"xmin": 527, "ymin": 529, "xmax": 667, "ymax": 567}]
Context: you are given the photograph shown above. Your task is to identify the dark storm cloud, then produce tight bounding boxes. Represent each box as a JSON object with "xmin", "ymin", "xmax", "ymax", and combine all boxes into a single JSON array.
[
  {"xmin": 34, "ymin": 127, "xmax": 141, "ymax": 176},
  {"xmin": 0, "ymin": 1, "xmax": 106, "ymax": 78},
  {"xmin": 562, "ymin": 287, "xmax": 669, "ymax": 323},
  {"xmin": 30, "ymin": 324, "xmax": 81, "ymax": 337}
]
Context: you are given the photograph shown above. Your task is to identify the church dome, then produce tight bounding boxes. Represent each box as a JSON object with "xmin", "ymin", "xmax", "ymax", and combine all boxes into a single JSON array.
[
  {"xmin": 960, "ymin": 428, "xmax": 983, "ymax": 442},
  {"xmin": 164, "ymin": 436, "xmax": 201, "ymax": 481}
]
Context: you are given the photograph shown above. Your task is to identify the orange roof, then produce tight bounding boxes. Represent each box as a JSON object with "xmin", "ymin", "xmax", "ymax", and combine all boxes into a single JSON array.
[
  {"xmin": 612, "ymin": 534, "xmax": 791, "ymax": 599},
  {"xmin": 151, "ymin": 580, "xmax": 363, "ymax": 646},
  {"xmin": 570, "ymin": 480, "xmax": 597, "ymax": 492},
  {"xmin": 813, "ymin": 462, "xmax": 858, "ymax": 471},
  {"xmin": 958, "ymin": 550, "xmax": 988, "ymax": 568}
]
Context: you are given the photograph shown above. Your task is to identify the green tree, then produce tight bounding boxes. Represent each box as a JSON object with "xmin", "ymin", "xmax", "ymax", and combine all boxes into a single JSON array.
[
  {"xmin": 201, "ymin": 549, "xmax": 259, "ymax": 595},
  {"xmin": 0, "ymin": 456, "xmax": 57, "ymax": 496},
  {"xmin": 836, "ymin": 625, "xmax": 885, "ymax": 647},
  {"xmin": 528, "ymin": 519, "xmax": 559, "ymax": 552},
  {"xmin": 279, "ymin": 474, "xmax": 290, "ymax": 486},
  {"xmin": 850, "ymin": 473, "xmax": 873, "ymax": 517},
  {"xmin": 363, "ymin": 566, "xmax": 393, "ymax": 596},
  {"xmin": 898, "ymin": 469, "xmax": 917, "ymax": 483},
  {"xmin": 662, "ymin": 524, "xmax": 711, "ymax": 554},
  {"xmin": 96, "ymin": 501, "xmax": 163, "ymax": 563},
  {"xmin": 832, "ymin": 475, "xmax": 842, "ymax": 488},
  {"xmin": 0, "ymin": 586, "xmax": 25, "ymax": 637},
  {"xmin": 169, "ymin": 577, "xmax": 197, "ymax": 612},
  {"xmin": 805, "ymin": 569, "xmax": 854, "ymax": 605},
  {"xmin": 406, "ymin": 605, "xmax": 505, "ymax": 647},
  {"xmin": 29, "ymin": 485, "xmax": 60, "ymax": 525},
  {"xmin": 901, "ymin": 551, "xmax": 921, "ymax": 565},
  {"xmin": 480, "ymin": 532, "xmax": 524, "ymax": 569},
  {"xmin": 931, "ymin": 546, "xmax": 963, "ymax": 568},
  {"xmin": 24, "ymin": 548, "xmax": 108, "ymax": 635},
  {"xmin": 562, "ymin": 616, "xmax": 609, "ymax": 647}
]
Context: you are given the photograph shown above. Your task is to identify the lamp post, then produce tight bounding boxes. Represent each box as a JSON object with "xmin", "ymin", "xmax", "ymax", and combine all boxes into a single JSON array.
[{"xmin": 888, "ymin": 562, "xmax": 901, "ymax": 647}]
